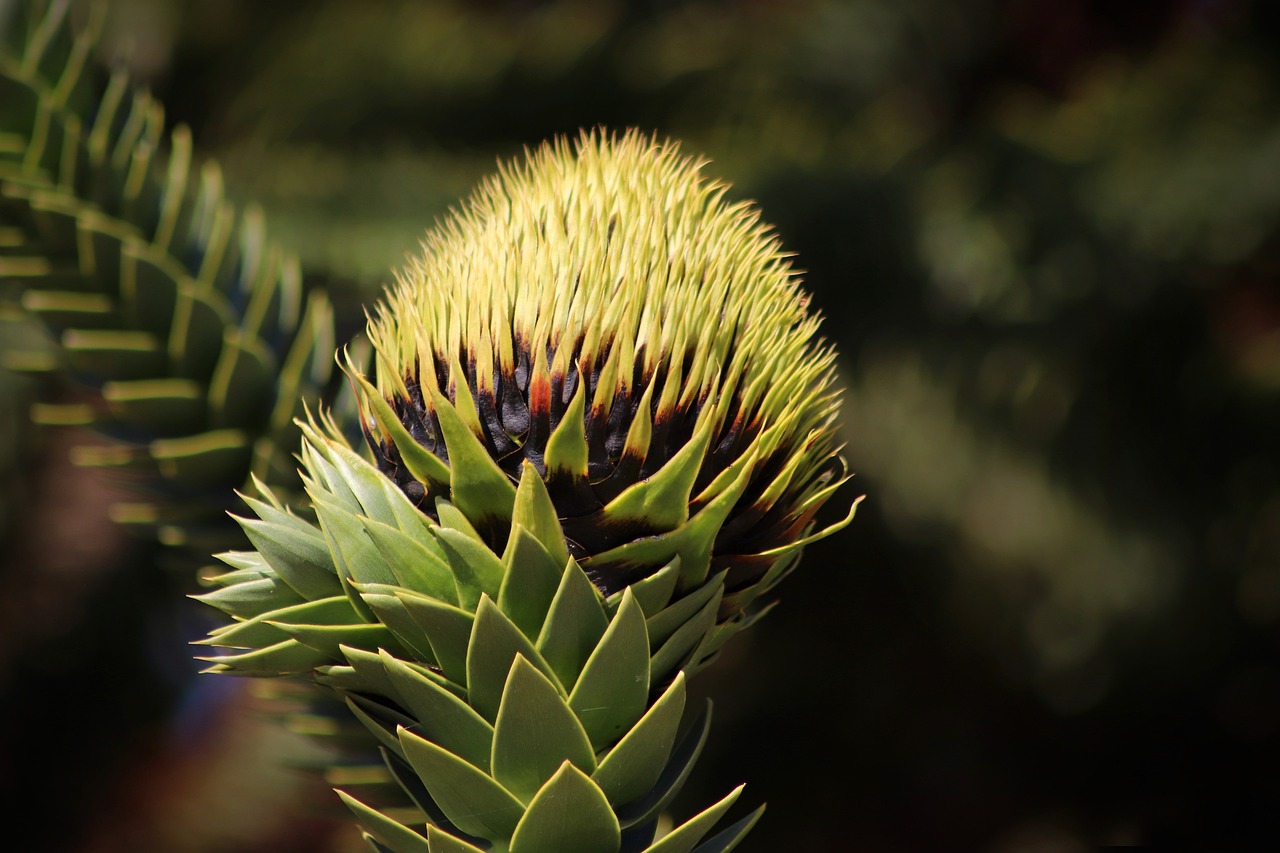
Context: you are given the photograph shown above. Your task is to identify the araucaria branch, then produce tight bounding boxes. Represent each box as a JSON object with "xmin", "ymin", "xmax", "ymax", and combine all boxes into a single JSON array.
[{"xmin": 200, "ymin": 129, "xmax": 857, "ymax": 853}]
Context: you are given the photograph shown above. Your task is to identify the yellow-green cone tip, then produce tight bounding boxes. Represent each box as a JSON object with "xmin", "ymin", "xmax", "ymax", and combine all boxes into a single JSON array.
[{"xmin": 360, "ymin": 129, "xmax": 850, "ymax": 598}]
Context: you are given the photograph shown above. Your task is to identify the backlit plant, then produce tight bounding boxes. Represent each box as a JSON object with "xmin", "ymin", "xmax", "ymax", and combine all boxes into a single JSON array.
[{"xmin": 3, "ymin": 5, "xmax": 857, "ymax": 851}]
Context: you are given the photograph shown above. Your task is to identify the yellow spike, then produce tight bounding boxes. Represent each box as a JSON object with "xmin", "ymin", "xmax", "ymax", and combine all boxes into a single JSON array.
[
  {"xmin": 475, "ymin": 328, "xmax": 495, "ymax": 400},
  {"xmin": 448, "ymin": 353, "xmax": 484, "ymax": 440},
  {"xmin": 361, "ymin": 129, "xmax": 840, "ymax": 493},
  {"xmin": 621, "ymin": 377, "xmax": 658, "ymax": 463}
]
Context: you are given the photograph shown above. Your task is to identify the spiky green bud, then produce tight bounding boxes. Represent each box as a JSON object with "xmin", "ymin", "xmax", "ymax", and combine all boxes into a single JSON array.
[
  {"xmin": 359, "ymin": 130, "xmax": 852, "ymax": 606},
  {"xmin": 201, "ymin": 130, "xmax": 857, "ymax": 853}
]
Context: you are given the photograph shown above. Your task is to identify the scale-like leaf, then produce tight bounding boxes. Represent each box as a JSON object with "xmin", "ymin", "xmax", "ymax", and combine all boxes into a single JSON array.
[
  {"xmin": 644, "ymin": 785, "xmax": 745, "ymax": 853},
  {"xmin": 338, "ymin": 791, "xmax": 432, "ymax": 853},
  {"xmin": 431, "ymin": 389, "xmax": 516, "ymax": 530},
  {"xmin": 382, "ymin": 651, "xmax": 494, "ymax": 773},
  {"xmin": 569, "ymin": 589, "xmax": 650, "ymax": 751},
  {"xmin": 425, "ymin": 826, "xmax": 488, "ymax": 853},
  {"xmin": 685, "ymin": 806, "xmax": 765, "ymax": 853},
  {"xmin": 507, "ymin": 461, "xmax": 570, "ymax": 569},
  {"xmin": 508, "ymin": 762, "xmax": 620, "ymax": 853},
  {"xmin": 590, "ymin": 673, "xmax": 687, "ymax": 809},
  {"xmin": 434, "ymin": 527, "xmax": 505, "ymax": 611},
  {"xmin": 397, "ymin": 590, "xmax": 475, "ymax": 686},
  {"xmin": 468, "ymin": 596, "xmax": 563, "ymax": 723},
  {"xmin": 650, "ymin": 585, "xmax": 723, "ymax": 686},
  {"xmin": 497, "ymin": 526, "xmax": 564, "ymax": 641},
  {"xmin": 492, "ymin": 655, "xmax": 596, "ymax": 803},
  {"xmin": 536, "ymin": 559, "xmax": 608, "ymax": 691},
  {"xmin": 615, "ymin": 701, "xmax": 712, "ymax": 830},
  {"xmin": 398, "ymin": 726, "xmax": 525, "ymax": 842}
]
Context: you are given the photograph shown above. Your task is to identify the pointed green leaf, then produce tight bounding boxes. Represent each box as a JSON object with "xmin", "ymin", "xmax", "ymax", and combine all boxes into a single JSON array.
[
  {"xmin": 601, "ymin": 422, "xmax": 710, "ymax": 532},
  {"xmin": 351, "ymin": 367, "xmax": 452, "ymax": 493},
  {"xmin": 606, "ymin": 558, "xmax": 679, "ymax": 618},
  {"xmin": 431, "ymin": 499, "xmax": 480, "ymax": 541},
  {"xmin": 202, "ymin": 568, "xmax": 265, "ymax": 588},
  {"xmin": 200, "ymin": 594, "xmax": 359, "ymax": 649},
  {"xmin": 506, "ymin": 461, "xmax": 569, "ymax": 569},
  {"xmin": 317, "ymin": 434, "xmax": 403, "ymax": 521},
  {"xmin": 198, "ymin": 638, "xmax": 330, "ymax": 677},
  {"xmin": 469, "ymin": 596, "xmax": 563, "ymax": 723},
  {"xmin": 314, "ymin": 496, "xmax": 397, "ymax": 586},
  {"xmin": 192, "ymin": 577, "xmax": 305, "ymax": 620},
  {"xmin": 340, "ymin": 572, "xmax": 378, "ymax": 624},
  {"xmin": 647, "ymin": 573, "xmax": 726, "ymax": 651},
  {"xmin": 543, "ymin": 375, "xmax": 588, "ymax": 479},
  {"xmin": 583, "ymin": 452, "xmax": 755, "ymax": 590},
  {"xmin": 685, "ymin": 605, "xmax": 773, "ymax": 677},
  {"xmin": 382, "ymin": 747, "xmax": 477, "ymax": 842},
  {"xmin": 364, "ymin": 518, "xmax": 458, "ymax": 605},
  {"xmin": 237, "ymin": 516, "xmax": 341, "ymax": 600},
  {"xmin": 430, "ymin": 388, "xmax": 516, "ymax": 528},
  {"xmin": 301, "ymin": 434, "xmax": 364, "ymax": 507},
  {"xmin": 685, "ymin": 805, "xmax": 765, "ymax": 853},
  {"xmin": 509, "ymin": 762, "xmax": 620, "ymax": 853},
  {"xmin": 616, "ymin": 376, "xmax": 655, "ymax": 466},
  {"xmin": 357, "ymin": 590, "xmax": 439, "ymax": 664},
  {"xmin": 337, "ymin": 790, "xmax": 432, "ymax": 853},
  {"xmin": 569, "ymin": 589, "xmax": 650, "ymax": 751},
  {"xmin": 426, "ymin": 826, "xmax": 488, "ymax": 853},
  {"xmin": 381, "ymin": 650, "xmax": 494, "ymax": 773},
  {"xmin": 645, "ymin": 785, "xmax": 745, "ymax": 853},
  {"xmin": 269, "ymin": 621, "xmax": 404, "ymax": 661},
  {"xmin": 493, "ymin": 656, "xmax": 597, "ymax": 804},
  {"xmin": 434, "ymin": 527, "xmax": 505, "ymax": 611},
  {"xmin": 536, "ymin": 559, "xmax": 608, "ymax": 691},
  {"xmin": 718, "ymin": 553, "xmax": 790, "ymax": 615},
  {"xmin": 396, "ymin": 590, "xmax": 475, "ymax": 686},
  {"xmin": 302, "ymin": 440, "xmax": 375, "ymax": 515},
  {"xmin": 339, "ymin": 645, "xmax": 402, "ymax": 702},
  {"xmin": 591, "ymin": 672, "xmax": 687, "ymax": 809},
  {"xmin": 398, "ymin": 726, "xmax": 525, "ymax": 842},
  {"xmin": 238, "ymin": 492, "xmax": 315, "ymax": 536},
  {"xmin": 615, "ymin": 701, "xmax": 713, "ymax": 830},
  {"xmin": 345, "ymin": 692, "xmax": 416, "ymax": 760},
  {"xmin": 446, "ymin": 354, "xmax": 486, "ymax": 439},
  {"xmin": 313, "ymin": 664, "xmax": 369, "ymax": 695},
  {"xmin": 214, "ymin": 550, "xmax": 271, "ymax": 572},
  {"xmin": 651, "ymin": 585, "xmax": 723, "ymax": 686},
  {"xmin": 497, "ymin": 526, "xmax": 564, "ymax": 642}
]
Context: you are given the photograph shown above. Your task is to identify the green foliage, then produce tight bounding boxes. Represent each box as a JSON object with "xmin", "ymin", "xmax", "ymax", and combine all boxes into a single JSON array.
[
  {"xmin": 201, "ymin": 423, "xmax": 786, "ymax": 851},
  {"xmin": 0, "ymin": 1, "xmax": 338, "ymax": 552},
  {"xmin": 4, "ymin": 6, "xmax": 864, "ymax": 850}
]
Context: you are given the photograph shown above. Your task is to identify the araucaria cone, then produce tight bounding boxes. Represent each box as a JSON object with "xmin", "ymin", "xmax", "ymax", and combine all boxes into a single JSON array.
[{"xmin": 201, "ymin": 130, "xmax": 858, "ymax": 853}]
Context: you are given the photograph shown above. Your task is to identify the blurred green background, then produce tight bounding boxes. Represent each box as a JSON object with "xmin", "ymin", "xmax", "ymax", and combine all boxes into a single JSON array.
[{"xmin": 3, "ymin": 0, "xmax": 1280, "ymax": 850}]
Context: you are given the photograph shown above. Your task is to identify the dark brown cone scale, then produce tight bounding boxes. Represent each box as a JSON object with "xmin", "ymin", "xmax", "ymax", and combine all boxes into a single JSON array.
[{"xmin": 364, "ymin": 336, "xmax": 845, "ymax": 599}]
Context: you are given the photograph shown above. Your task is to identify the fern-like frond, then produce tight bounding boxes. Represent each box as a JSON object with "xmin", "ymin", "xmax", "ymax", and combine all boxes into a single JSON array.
[{"xmin": 0, "ymin": 1, "xmax": 339, "ymax": 552}]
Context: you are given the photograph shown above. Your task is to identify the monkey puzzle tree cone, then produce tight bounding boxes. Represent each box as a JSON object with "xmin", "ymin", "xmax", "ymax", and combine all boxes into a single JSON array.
[
  {"xmin": 362, "ymin": 130, "xmax": 853, "ymax": 608},
  {"xmin": 200, "ymin": 130, "xmax": 858, "ymax": 852}
]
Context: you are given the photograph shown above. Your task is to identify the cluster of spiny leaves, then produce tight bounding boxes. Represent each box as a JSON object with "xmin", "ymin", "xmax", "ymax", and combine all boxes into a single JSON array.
[
  {"xmin": 0, "ymin": 1, "xmax": 337, "ymax": 552},
  {"xmin": 363, "ymin": 136, "xmax": 849, "ymax": 601},
  {"xmin": 201, "ymin": 132, "xmax": 856, "ymax": 852}
]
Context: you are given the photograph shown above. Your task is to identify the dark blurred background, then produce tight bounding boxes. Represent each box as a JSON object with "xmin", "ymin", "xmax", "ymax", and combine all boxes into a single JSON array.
[{"xmin": 3, "ymin": 0, "xmax": 1280, "ymax": 850}]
